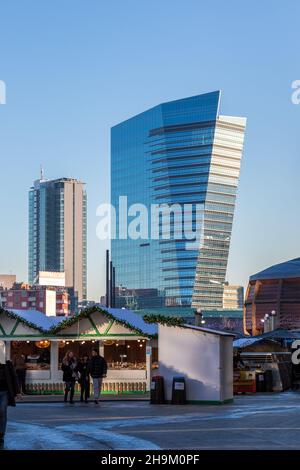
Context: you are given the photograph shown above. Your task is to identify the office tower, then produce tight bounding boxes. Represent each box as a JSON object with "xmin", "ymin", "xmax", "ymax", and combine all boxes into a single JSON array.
[
  {"xmin": 111, "ymin": 91, "xmax": 246, "ymax": 310},
  {"xmin": 223, "ymin": 284, "xmax": 244, "ymax": 310},
  {"xmin": 28, "ymin": 177, "xmax": 87, "ymax": 301}
]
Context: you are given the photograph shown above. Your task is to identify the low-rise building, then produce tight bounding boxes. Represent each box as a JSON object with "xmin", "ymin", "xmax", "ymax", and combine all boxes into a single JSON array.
[
  {"xmin": 0, "ymin": 274, "xmax": 16, "ymax": 290},
  {"xmin": 223, "ymin": 283, "xmax": 244, "ymax": 310},
  {"xmin": 244, "ymin": 257, "xmax": 300, "ymax": 335},
  {"xmin": 0, "ymin": 283, "xmax": 71, "ymax": 316}
]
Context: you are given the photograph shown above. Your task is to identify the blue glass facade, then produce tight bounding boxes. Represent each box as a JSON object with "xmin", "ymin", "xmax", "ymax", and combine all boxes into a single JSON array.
[{"xmin": 111, "ymin": 92, "xmax": 246, "ymax": 310}]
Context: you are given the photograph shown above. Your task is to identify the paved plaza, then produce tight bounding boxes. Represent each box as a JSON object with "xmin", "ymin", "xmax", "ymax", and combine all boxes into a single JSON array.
[{"xmin": 3, "ymin": 392, "xmax": 300, "ymax": 450}]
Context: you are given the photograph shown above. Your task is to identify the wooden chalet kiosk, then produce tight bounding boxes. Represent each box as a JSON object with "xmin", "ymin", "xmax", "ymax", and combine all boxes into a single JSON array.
[{"xmin": 0, "ymin": 306, "xmax": 157, "ymax": 395}]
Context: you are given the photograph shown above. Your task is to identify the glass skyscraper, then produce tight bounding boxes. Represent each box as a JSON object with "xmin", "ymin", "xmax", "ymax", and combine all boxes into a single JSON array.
[
  {"xmin": 28, "ymin": 177, "xmax": 87, "ymax": 301},
  {"xmin": 111, "ymin": 91, "xmax": 246, "ymax": 310}
]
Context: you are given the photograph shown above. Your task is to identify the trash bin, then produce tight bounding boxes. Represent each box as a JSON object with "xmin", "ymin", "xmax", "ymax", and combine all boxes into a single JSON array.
[
  {"xmin": 150, "ymin": 375, "xmax": 165, "ymax": 404},
  {"xmin": 172, "ymin": 376, "xmax": 186, "ymax": 404},
  {"xmin": 256, "ymin": 372, "xmax": 266, "ymax": 392},
  {"xmin": 264, "ymin": 369, "xmax": 273, "ymax": 392}
]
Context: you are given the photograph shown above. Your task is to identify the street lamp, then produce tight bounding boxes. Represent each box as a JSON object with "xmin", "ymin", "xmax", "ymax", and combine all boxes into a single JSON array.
[
  {"xmin": 194, "ymin": 308, "xmax": 203, "ymax": 326},
  {"xmin": 262, "ymin": 314, "xmax": 270, "ymax": 332},
  {"xmin": 270, "ymin": 310, "xmax": 276, "ymax": 330},
  {"xmin": 262, "ymin": 311, "xmax": 276, "ymax": 333}
]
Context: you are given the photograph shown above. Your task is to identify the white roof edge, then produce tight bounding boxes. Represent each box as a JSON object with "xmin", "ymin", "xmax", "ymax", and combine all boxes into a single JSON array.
[
  {"xmin": 95, "ymin": 307, "xmax": 158, "ymax": 336},
  {"xmin": 4, "ymin": 307, "xmax": 157, "ymax": 336},
  {"xmin": 6, "ymin": 309, "xmax": 63, "ymax": 330},
  {"xmin": 178, "ymin": 323, "xmax": 236, "ymax": 337},
  {"xmin": 218, "ymin": 115, "xmax": 247, "ymax": 125}
]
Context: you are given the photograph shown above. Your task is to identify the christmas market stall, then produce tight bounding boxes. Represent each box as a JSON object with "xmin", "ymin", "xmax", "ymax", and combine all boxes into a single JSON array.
[
  {"xmin": 232, "ymin": 330, "xmax": 300, "ymax": 393},
  {"xmin": 153, "ymin": 318, "xmax": 234, "ymax": 404},
  {"xmin": 0, "ymin": 306, "xmax": 157, "ymax": 395}
]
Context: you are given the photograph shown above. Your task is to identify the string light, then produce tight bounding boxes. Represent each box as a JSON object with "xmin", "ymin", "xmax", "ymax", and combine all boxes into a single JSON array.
[{"xmin": 35, "ymin": 340, "xmax": 50, "ymax": 349}]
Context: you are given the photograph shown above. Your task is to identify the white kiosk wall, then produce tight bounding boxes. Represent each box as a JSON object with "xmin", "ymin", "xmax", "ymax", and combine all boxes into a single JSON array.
[
  {"xmin": 158, "ymin": 324, "xmax": 234, "ymax": 403},
  {"xmin": 0, "ymin": 340, "xmax": 5, "ymax": 364}
]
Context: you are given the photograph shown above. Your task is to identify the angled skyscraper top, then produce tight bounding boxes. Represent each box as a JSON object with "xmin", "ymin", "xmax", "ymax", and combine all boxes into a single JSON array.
[{"xmin": 111, "ymin": 91, "xmax": 246, "ymax": 310}]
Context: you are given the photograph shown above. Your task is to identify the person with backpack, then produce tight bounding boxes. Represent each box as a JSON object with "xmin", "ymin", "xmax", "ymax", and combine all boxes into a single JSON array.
[{"xmin": 88, "ymin": 348, "xmax": 107, "ymax": 404}]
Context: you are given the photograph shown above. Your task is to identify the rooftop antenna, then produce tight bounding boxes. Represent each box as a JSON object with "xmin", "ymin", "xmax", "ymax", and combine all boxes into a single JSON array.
[{"xmin": 40, "ymin": 165, "xmax": 44, "ymax": 181}]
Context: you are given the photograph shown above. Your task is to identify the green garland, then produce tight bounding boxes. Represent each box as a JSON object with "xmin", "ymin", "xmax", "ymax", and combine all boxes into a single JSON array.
[
  {"xmin": 0, "ymin": 307, "xmax": 47, "ymax": 333},
  {"xmin": 143, "ymin": 314, "xmax": 184, "ymax": 328},
  {"xmin": 0, "ymin": 305, "xmax": 157, "ymax": 338}
]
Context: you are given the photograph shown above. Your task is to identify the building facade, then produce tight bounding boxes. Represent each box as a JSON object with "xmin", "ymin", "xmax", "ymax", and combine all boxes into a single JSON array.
[
  {"xmin": 36, "ymin": 271, "xmax": 66, "ymax": 287},
  {"xmin": 223, "ymin": 283, "xmax": 244, "ymax": 309},
  {"xmin": 244, "ymin": 258, "xmax": 300, "ymax": 335},
  {"xmin": 28, "ymin": 177, "xmax": 87, "ymax": 301},
  {"xmin": 111, "ymin": 91, "xmax": 246, "ymax": 310},
  {"xmin": 0, "ymin": 274, "xmax": 16, "ymax": 290},
  {"xmin": 0, "ymin": 284, "xmax": 71, "ymax": 316}
]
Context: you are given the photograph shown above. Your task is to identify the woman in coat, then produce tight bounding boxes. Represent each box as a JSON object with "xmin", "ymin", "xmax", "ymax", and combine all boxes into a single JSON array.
[{"xmin": 61, "ymin": 351, "xmax": 78, "ymax": 404}]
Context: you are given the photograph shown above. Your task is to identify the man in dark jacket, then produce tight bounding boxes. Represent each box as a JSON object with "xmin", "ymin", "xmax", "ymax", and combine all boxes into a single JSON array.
[
  {"xmin": 0, "ymin": 360, "xmax": 20, "ymax": 443},
  {"xmin": 88, "ymin": 348, "xmax": 107, "ymax": 404}
]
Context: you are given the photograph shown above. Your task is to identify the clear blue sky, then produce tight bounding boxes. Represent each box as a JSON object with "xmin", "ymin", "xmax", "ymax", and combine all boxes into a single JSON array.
[{"xmin": 0, "ymin": 0, "xmax": 299, "ymax": 300}]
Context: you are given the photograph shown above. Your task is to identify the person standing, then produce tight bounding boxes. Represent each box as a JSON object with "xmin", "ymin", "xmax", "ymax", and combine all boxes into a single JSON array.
[
  {"xmin": 0, "ymin": 360, "xmax": 20, "ymax": 443},
  {"xmin": 13, "ymin": 352, "xmax": 27, "ymax": 395},
  {"xmin": 77, "ymin": 355, "xmax": 90, "ymax": 403},
  {"xmin": 61, "ymin": 351, "xmax": 78, "ymax": 404},
  {"xmin": 88, "ymin": 348, "xmax": 107, "ymax": 404}
]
